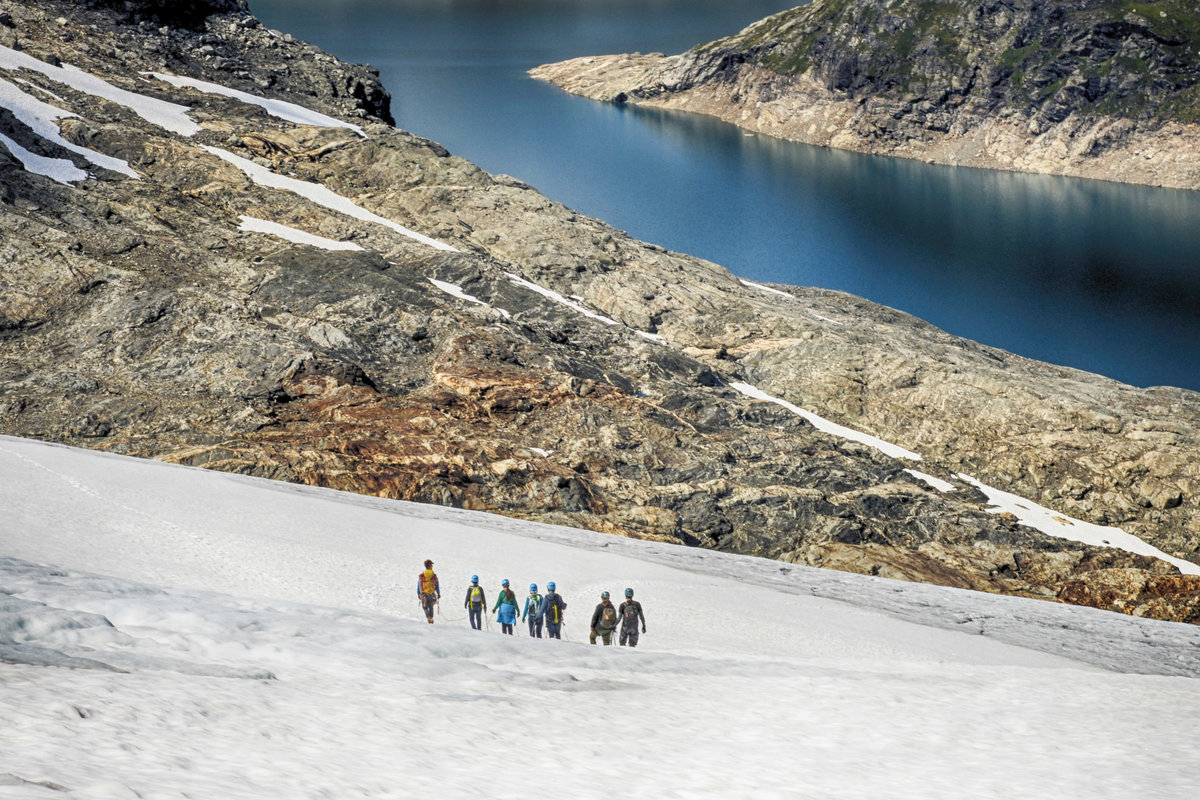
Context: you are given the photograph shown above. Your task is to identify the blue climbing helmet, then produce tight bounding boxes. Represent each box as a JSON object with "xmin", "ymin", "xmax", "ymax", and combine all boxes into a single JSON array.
[
  {"xmin": 625, "ymin": 588, "xmax": 634, "ymax": 597},
  {"xmin": 547, "ymin": 581, "xmax": 555, "ymax": 591},
  {"xmin": 501, "ymin": 578, "xmax": 509, "ymax": 586},
  {"xmin": 529, "ymin": 583, "xmax": 538, "ymax": 592},
  {"xmin": 471, "ymin": 575, "xmax": 479, "ymax": 583},
  {"xmin": 601, "ymin": 591, "xmax": 610, "ymax": 599}
]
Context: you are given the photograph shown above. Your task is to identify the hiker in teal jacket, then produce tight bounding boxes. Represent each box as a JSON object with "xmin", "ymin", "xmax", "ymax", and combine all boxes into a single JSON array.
[{"xmin": 522, "ymin": 584, "xmax": 544, "ymax": 638}]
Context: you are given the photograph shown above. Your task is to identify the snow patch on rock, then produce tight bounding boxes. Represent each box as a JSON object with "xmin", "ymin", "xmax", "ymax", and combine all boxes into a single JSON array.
[
  {"xmin": 146, "ymin": 72, "xmax": 366, "ymax": 136},
  {"xmin": 237, "ymin": 215, "xmax": 364, "ymax": 251},
  {"xmin": 730, "ymin": 381, "xmax": 922, "ymax": 462}
]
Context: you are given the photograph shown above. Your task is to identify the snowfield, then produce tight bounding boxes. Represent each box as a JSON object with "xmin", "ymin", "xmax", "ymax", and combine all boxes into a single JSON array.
[{"xmin": 2, "ymin": 436, "xmax": 1199, "ymax": 799}]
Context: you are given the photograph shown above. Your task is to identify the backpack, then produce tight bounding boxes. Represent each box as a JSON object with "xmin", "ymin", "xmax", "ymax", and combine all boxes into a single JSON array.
[
  {"xmin": 599, "ymin": 603, "xmax": 617, "ymax": 631},
  {"xmin": 544, "ymin": 593, "xmax": 562, "ymax": 623},
  {"xmin": 528, "ymin": 594, "xmax": 543, "ymax": 616},
  {"xmin": 420, "ymin": 571, "xmax": 438, "ymax": 596},
  {"xmin": 622, "ymin": 601, "xmax": 639, "ymax": 626},
  {"xmin": 469, "ymin": 585, "xmax": 483, "ymax": 606}
]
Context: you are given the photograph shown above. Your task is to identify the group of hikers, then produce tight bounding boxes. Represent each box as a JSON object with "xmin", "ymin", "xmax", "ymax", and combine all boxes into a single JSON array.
[{"xmin": 417, "ymin": 559, "xmax": 647, "ymax": 647}]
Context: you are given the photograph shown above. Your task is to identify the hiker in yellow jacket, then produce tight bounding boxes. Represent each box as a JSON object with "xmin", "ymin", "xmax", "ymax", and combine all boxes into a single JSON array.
[{"xmin": 418, "ymin": 559, "xmax": 440, "ymax": 623}]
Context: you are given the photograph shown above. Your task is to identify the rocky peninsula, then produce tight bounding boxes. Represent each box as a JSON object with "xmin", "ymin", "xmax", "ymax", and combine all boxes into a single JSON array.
[
  {"xmin": 532, "ymin": 0, "xmax": 1200, "ymax": 190},
  {"xmin": 3, "ymin": 0, "xmax": 1200, "ymax": 622}
]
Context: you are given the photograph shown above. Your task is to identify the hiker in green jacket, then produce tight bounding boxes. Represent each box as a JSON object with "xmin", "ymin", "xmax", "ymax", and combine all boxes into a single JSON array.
[
  {"xmin": 493, "ymin": 579, "xmax": 518, "ymax": 635},
  {"xmin": 589, "ymin": 591, "xmax": 618, "ymax": 645}
]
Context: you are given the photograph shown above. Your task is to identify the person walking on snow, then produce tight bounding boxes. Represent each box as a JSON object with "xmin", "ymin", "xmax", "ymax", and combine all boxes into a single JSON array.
[
  {"xmin": 464, "ymin": 575, "xmax": 487, "ymax": 630},
  {"xmin": 418, "ymin": 559, "xmax": 440, "ymax": 623},
  {"xmin": 541, "ymin": 581, "xmax": 566, "ymax": 639},
  {"xmin": 493, "ymin": 578, "xmax": 519, "ymax": 635},
  {"xmin": 523, "ymin": 583, "xmax": 544, "ymax": 638},
  {"xmin": 618, "ymin": 587, "xmax": 646, "ymax": 647},
  {"xmin": 589, "ymin": 591, "xmax": 618, "ymax": 645}
]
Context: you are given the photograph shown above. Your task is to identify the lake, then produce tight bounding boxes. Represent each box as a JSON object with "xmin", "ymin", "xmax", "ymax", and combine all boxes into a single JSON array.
[{"xmin": 252, "ymin": 0, "xmax": 1200, "ymax": 392}]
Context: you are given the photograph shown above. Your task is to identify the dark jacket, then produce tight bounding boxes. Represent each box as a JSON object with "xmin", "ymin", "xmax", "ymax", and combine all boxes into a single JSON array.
[
  {"xmin": 618, "ymin": 600, "xmax": 645, "ymax": 631},
  {"xmin": 591, "ymin": 599, "xmax": 618, "ymax": 632},
  {"xmin": 540, "ymin": 592, "xmax": 566, "ymax": 624},
  {"xmin": 464, "ymin": 583, "xmax": 487, "ymax": 609}
]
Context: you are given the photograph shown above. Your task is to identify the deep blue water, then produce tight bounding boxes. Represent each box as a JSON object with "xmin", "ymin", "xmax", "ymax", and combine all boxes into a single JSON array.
[{"xmin": 253, "ymin": 0, "xmax": 1200, "ymax": 391}]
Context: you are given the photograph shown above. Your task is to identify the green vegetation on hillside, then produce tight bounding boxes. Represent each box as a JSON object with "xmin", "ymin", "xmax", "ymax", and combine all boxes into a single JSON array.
[{"xmin": 693, "ymin": 0, "xmax": 1200, "ymax": 124}]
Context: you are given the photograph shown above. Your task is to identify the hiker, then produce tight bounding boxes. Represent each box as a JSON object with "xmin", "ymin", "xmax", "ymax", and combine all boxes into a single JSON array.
[
  {"xmin": 418, "ymin": 559, "xmax": 440, "ymax": 624},
  {"xmin": 493, "ymin": 578, "xmax": 519, "ymax": 635},
  {"xmin": 523, "ymin": 583, "xmax": 544, "ymax": 638},
  {"xmin": 618, "ymin": 587, "xmax": 646, "ymax": 647},
  {"xmin": 464, "ymin": 575, "xmax": 487, "ymax": 630},
  {"xmin": 540, "ymin": 581, "xmax": 566, "ymax": 640},
  {"xmin": 589, "ymin": 591, "xmax": 618, "ymax": 645}
]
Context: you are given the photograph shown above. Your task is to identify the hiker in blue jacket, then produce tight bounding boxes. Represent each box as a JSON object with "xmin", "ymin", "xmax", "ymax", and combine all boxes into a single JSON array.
[
  {"xmin": 464, "ymin": 575, "xmax": 487, "ymax": 630},
  {"xmin": 522, "ymin": 583, "xmax": 544, "ymax": 638},
  {"xmin": 540, "ymin": 581, "xmax": 566, "ymax": 639},
  {"xmin": 492, "ymin": 578, "xmax": 518, "ymax": 635}
]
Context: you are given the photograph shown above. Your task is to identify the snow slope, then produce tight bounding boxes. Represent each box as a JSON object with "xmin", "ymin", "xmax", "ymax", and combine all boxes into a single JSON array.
[{"xmin": 2, "ymin": 435, "xmax": 1199, "ymax": 799}]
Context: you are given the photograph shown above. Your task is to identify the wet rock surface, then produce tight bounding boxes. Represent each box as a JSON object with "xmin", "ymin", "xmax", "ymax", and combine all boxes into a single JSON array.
[
  {"xmin": 532, "ymin": 0, "xmax": 1200, "ymax": 190},
  {"xmin": 3, "ymin": 0, "xmax": 1200, "ymax": 623}
]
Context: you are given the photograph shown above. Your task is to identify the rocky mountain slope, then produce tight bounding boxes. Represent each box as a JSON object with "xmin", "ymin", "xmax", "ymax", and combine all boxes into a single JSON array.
[
  {"xmin": 3, "ymin": 0, "xmax": 1200, "ymax": 622},
  {"xmin": 532, "ymin": 0, "xmax": 1200, "ymax": 189}
]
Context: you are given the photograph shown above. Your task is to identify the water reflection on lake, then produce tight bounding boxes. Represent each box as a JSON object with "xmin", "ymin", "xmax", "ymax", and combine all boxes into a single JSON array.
[{"xmin": 253, "ymin": 0, "xmax": 1200, "ymax": 391}]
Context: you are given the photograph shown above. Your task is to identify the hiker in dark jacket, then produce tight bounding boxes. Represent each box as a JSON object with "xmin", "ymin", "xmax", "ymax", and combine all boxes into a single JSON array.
[
  {"xmin": 540, "ymin": 582, "xmax": 566, "ymax": 639},
  {"xmin": 417, "ymin": 559, "xmax": 440, "ymax": 623},
  {"xmin": 589, "ymin": 591, "xmax": 618, "ymax": 645},
  {"xmin": 464, "ymin": 575, "xmax": 487, "ymax": 630},
  {"xmin": 493, "ymin": 579, "xmax": 519, "ymax": 635},
  {"xmin": 618, "ymin": 587, "xmax": 646, "ymax": 647},
  {"xmin": 523, "ymin": 583, "xmax": 544, "ymax": 638}
]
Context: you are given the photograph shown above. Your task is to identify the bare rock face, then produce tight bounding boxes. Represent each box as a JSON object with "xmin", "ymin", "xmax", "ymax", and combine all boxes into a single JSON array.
[
  {"xmin": 531, "ymin": 0, "xmax": 1200, "ymax": 190},
  {"xmin": 85, "ymin": 0, "xmax": 250, "ymax": 28},
  {"xmin": 2, "ymin": 0, "xmax": 1200, "ymax": 623}
]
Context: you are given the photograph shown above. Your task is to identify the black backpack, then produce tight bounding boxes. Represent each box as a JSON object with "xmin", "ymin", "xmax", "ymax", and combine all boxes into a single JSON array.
[{"xmin": 544, "ymin": 593, "xmax": 564, "ymax": 623}]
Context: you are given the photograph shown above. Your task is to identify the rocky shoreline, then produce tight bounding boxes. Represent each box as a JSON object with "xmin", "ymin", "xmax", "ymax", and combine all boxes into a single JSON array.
[
  {"xmin": 531, "ymin": 1, "xmax": 1200, "ymax": 191},
  {"xmin": 3, "ymin": 0, "xmax": 1200, "ymax": 622}
]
